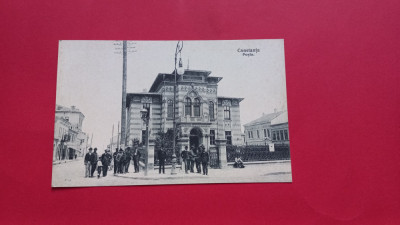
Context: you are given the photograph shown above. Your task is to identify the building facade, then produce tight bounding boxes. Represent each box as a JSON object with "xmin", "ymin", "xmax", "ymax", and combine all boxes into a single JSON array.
[
  {"xmin": 270, "ymin": 111, "xmax": 289, "ymax": 145},
  {"xmin": 54, "ymin": 105, "xmax": 88, "ymax": 161},
  {"xmin": 243, "ymin": 110, "xmax": 289, "ymax": 146},
  {"xmin": 125, "ymin": 69, "xmax": 244, "ymax": 168}
]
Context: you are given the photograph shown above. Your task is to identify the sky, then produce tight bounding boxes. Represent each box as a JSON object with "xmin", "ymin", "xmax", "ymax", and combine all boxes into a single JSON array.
[{"xmin": 56, "ymin": 40, "xmax": 287, "ymax": 152}]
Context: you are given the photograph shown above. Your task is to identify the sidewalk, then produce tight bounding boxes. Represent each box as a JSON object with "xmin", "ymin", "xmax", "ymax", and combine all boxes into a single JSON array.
[{"xmin": 52, "ymin": 158, "xmax": 81, "ymax": 165}]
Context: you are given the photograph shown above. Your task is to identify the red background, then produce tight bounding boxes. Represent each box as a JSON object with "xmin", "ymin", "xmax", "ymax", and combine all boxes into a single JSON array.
[{"xmin": 0, "ymin": 0, "xmax": 399, "ymax": 224}]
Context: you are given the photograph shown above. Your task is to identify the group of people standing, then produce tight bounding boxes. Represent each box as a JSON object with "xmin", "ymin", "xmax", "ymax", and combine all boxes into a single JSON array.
[
  {"xmin": 113, "ymin": 147, "xmax": 141, "ymax": 175},
  {"xmin": 84, "ymin": 146, "xmax": 141, "ymax": 178},
  {"xmin": 180, "ymin": 144, "xmax": 209, "ymax": 175},
  {"xmin": 84, "ymin": 144, "xmax": 211, "ymax": 178},
  {"xmin": 84, "ymin": 148, "xmax": 112, "ymax": 178}
]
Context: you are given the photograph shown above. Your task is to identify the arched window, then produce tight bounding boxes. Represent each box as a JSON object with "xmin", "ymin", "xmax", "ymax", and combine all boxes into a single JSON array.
[
  {"xmin": 209, "ymin": 101, "xmax": 214, "ymax": 120},
  {"xmin": 185, "ymin": 98, "xmax": 192, "ymax": 116},
  {"xmin": 167, "ymin": 99, "xmax": 173, "ymax": 118},
  {"xmin": 194, "ymin": 98, "xmax": 201, "ymax": 117}
]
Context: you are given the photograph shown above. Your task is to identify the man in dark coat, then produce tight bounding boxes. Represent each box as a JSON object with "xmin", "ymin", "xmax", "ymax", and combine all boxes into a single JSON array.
[
  {"xmin": 115, "ymin": 149, "xmax": 124, "ymax": 174},
  {"xmin": 113, "ymin": 148, "xmax": 118, "ymax": 175},
  {"xmin": 200, "ymin": 148, "xmax": 209, "ymax": 175},
  {"xmin": 157, "ymin": 148, "xmax": 167, "ymax": 174},
  {"xmin": 84, "ymin": 148, "xmax": 95, "ymax": 177},
  {"xmin": 180, "ymin": 146, "xmax": 189, "ymax": 174},
  {"xmin": 101, "ymin": 149, "xmax": 112, "ymax": 177},
  {"xmin": 124, "ymin": 147, "xmax": 132, "ymax": 173},
  {"xmin": 132, "ymin": 145, "xmax": 141, "ymax": 173},
  {"xmin": 188, "ymin": 146, "xmax": 195, "ymax": 173},
  {"xmin": 195, "ymin": 146, "xmax": 202, "ymax": 173},
  {"xmin": 90, "ymin": 148, "xmax": 98, "ymax": 177}
]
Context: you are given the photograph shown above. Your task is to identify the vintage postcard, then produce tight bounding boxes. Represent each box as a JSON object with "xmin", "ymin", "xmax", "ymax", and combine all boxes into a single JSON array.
[{"xmin": 52, "ymin": 40, "xmax": 291, "ymax": 187}]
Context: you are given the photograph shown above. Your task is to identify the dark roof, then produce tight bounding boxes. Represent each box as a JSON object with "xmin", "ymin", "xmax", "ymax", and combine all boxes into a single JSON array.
[{"xmin": 243, "ymin": 111, "xmax": 284, "ymax": 126}]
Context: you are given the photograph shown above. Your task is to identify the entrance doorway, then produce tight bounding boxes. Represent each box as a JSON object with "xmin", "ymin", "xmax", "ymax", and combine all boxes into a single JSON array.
[{"xmin": 189, "ymin": 127, "xmax": 203, "ymax": 154}]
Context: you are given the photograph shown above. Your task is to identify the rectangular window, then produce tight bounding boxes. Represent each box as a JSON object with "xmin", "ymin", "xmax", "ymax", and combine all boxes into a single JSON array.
[
  {"xmin": 267, "ymin": 129, "xmax": 270, "ymax": 138},
  {"xmin": 284, "ymin": 130, "xmax": 289, "ymax": 140},
  {"xmin": 224, "ymin": 106, "xmax": 231, "ymax": 120},
  {"xmin": 273, "ymin": 131, "xmax": 276, "ymax": 141},
  {"xmin": 225, "ymin": 131, "xmax": 232, "ymax": 145},
  {"xmin": 277, "ymin": 131, "xmax": 281, "ymax": 140},
  {"xmin": 264, "ymin": 129, "xmax": 267, "ymax": 137},
  {"xmin": 257, "ymin": 130, "xmax": 260, "ymax": 138},
  {"xmin": 280, "ymin": 130, "xmax": 284, "ymax": 141},
  {"xmin": 167, "ymin": 100, "xmax": 173, "ymax": 118},
  {"xmin": 251, "ymin": 131, "xmax": 253, "ymax": 139},
  {"xmin": 210, "ymin": 130, "xmax": 215, "ymax": 145},
  {"xmin": 248, "ymin": 131, "xmax": 251, "ymax": 138},
  {"xmin": 209, "ymin": 102, "xmax": 215, "ymax": 120}
]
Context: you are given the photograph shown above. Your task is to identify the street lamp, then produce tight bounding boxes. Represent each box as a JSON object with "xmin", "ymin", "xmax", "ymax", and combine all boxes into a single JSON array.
[
  {"xmin": 171, "ymin": 41, "xmax": 185, "ymax": 175},
  {"xmin": 140, "ymin": 107, "xmax": 150, "ymax": 176}
]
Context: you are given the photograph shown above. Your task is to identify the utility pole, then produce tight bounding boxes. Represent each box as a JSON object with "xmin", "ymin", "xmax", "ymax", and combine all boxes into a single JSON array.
[
  {"xmin": 111, "ymin": 124, "xmax": 114, "ymax": 153},
  {"xmin": 120, "ymin": 40, "xmax": 127, "ymax": 148},
  {"xmin": 117, "ymin": 121, "xmax": 120, "ymax": 150},
  {"xmin": 90, "ymin": 133, "xmax": 93, "ymax": 148}
]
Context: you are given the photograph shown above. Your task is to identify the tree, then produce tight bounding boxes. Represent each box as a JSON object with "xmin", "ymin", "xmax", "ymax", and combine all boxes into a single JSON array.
[{"xmin": 154, "ymin": 129, "xmax": 180, "ymax": 164}]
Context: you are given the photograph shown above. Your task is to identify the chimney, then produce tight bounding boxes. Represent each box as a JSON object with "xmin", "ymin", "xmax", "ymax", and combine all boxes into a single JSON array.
[{"xmin": 71, "ymin": 106, "xmax": 76, "ymax": 110}]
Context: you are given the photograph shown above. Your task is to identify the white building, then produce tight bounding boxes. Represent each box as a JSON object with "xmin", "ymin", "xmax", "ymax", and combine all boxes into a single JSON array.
[
  {"xmin": 243, "ymin": 110, "xmax": 289, "ymax": 146},
  {"xmin": 53, "ymin": 105, "xmax": 88, "ymax": 161}
]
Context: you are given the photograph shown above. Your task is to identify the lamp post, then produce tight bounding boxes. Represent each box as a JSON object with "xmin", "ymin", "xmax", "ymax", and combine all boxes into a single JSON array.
[
  {"xmin": 171, "ymin": 41, "xmax": 185, "ymax": 175},
  {"xmin": 140, "ymin": 107, "xmax": 150, "ymax": 176}
]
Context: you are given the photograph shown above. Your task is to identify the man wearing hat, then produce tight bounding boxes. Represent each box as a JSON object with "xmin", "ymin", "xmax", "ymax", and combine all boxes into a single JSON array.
[
  {"xmin": 113, "ymin": 148, "xmax": 118, "ymax": 175},
  {"xmin": 116, "ymin": 148, "xmax": 124, "ymax": 174},
  {"xmin": 84, "ymin": 148, "xmax": 94, "ymax": 177},
  {"xmin": 90, "ymin": 148, "xmax": 98, "ymax": 177},
  {"xmin": 101, "ymin": 149, "xmax": 112, "ymax": 177},
  {"xmin": 180, "ymin": 146, "xmax": 189, "ymax": 174},
  {"xmin": 132, "ymin": 144, "xmax": 141, "ymax": 173}
]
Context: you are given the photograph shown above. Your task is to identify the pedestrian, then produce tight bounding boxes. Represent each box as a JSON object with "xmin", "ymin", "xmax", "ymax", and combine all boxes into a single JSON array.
[
  {"xmin": 132, "ymin": 145, "xmax": 141, "ymax": 173},
  {"xmin": 180, "ymin": 146, "xmax": 189, "ymax": 174},
  {"xmin": 96, "ymin": 158, "xmax": 103, "ymax": 178},
  {"xmin": 124, "ymin": 147, "xmax": 131, "ymax": 173},
  {"xmin": 234, "ymin": 156, "xmax": 245, "ymax": 168},
  {"xmin": 200, "ymin": 147, "xmax": 209, "ymax": 175},
  {"xmin": 158, "ymin": 148, "xmax": 166, "ymax": 174},
  {"xmin": 120, "ymin": 150, "xmax": 127, "ymax": 173},
  {"xmin": 116, "ymin": 149, "xmax": 124, "ymax": 174},
  {"xmin": 84, "ymin": 148, "xmax": 94, "ymax": 177},
  {"xmin": 113, "ymin": 148, "xmax": 118, "ymax": 175},
  {"xmin": 90, "ymin": 148, "xmax": 98, "ymax": 177},
  {"xmin": 195, "ymin": 145, "xmax": 202, "ymax": 173},
  {"xmin": 101, "ymin": 149, "xmax": 112, "ymax": 177},
  {"xmin": 188, "ymin": 146, "xmax": 195, "ymax": 173}
]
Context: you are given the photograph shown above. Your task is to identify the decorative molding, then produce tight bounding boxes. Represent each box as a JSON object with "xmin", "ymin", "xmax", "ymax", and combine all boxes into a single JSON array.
[
  {"xmin": 222, "ymin": 100, "xmax": 232, "ymax": 106},
  {"xmin": 141, "ymin": 96, "xmax": 152, "ymax": 103}
]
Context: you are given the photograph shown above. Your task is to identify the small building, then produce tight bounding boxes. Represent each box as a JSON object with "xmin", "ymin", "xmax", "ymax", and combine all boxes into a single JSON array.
[{"xmin": 243, "ymin": 110, "xmax": 288, "ymax": 146}]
